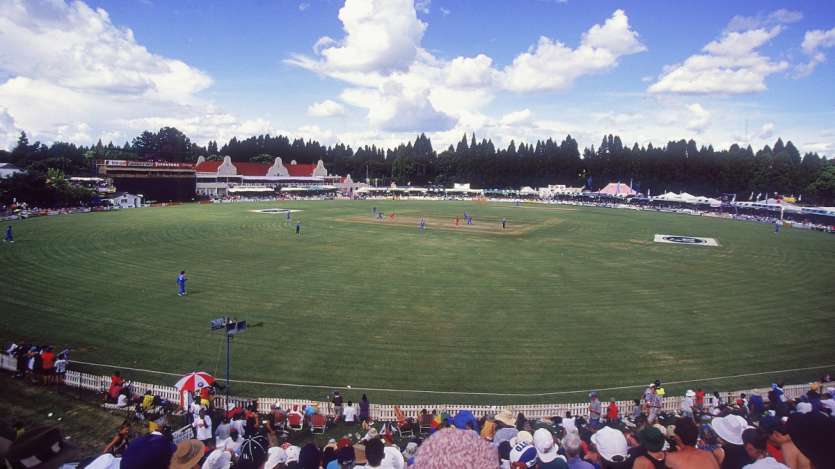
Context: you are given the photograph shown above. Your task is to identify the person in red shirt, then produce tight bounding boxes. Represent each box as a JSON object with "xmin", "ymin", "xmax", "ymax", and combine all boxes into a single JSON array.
[
  {"xmin": 108, "ymin": 371, "xmax": 124, "ymax": 402},
  {"xmin": 40, "ymin": 347, "xmax": 55, "ymax": 385},
  {"xmin": 607, "ymin": 398, "xmax": 619, "ymax": 422},
  {"xmin": 695, "ymin": 388, "xmax": 706, "ymax": 413}
]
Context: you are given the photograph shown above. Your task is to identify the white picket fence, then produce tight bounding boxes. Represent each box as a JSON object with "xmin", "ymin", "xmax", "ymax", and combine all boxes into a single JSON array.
[{"xmin": 0, "ymin": 353, "xmax": 814, "ymax": 422}]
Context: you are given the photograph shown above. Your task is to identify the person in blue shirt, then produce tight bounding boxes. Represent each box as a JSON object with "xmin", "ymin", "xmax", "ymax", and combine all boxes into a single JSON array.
[
  {"xmin": 285, "ymin": 210, "xmax": 291, "ymax": 225},
  {"xmin": 4, "ymin": 225, "xmax": 12, "ymax": 243},
  {"xmin": 295, "ymin": 221, "xmax": 301, "ymax": 235},
  {"xmin": 419, "ymin": 217, "xmax": 426, "ymax": 232},
  {"xmin": 177, "ymin": 271, "xmax": 187, "ymax": 296}
]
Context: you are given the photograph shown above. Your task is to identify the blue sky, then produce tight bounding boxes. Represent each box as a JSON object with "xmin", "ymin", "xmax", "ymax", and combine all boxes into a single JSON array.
[{"xmin": 0, "ymin": 0, "xmax": 833, "ymax": 155}]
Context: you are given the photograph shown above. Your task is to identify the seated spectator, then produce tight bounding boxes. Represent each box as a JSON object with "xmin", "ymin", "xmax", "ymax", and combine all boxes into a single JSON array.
[
  {"xmin": 328, "ymin": 445, "xmax": 356, "ymax": 469},
  {"xmin": 265, "ymin": 446, "xmax": 287, "ymax": 469},
  {"xmin": 510, "ymin": 440, "xmax": 538, "ymax": 467},
  {"xmin": 202, "ymin": 446, "xmax": 235, "ymax": 469},
  {"xmin": 711, "ymin": 414, "xmax": 754, "ymax": 469},
  {"xmin": 741, "ymin": 428, "xmax": 789, "ymax": 469},
  {"xmin": 786, "ymin": 411, "xmax": 835, "ymax": 469},
  {"xmin": 590, "ymin": 426, "xmax": 630, "ymax": 468},
  {"xmin": 492, "ymin": 410, "xmax": 519, "ymax": 448},
  {"xmin": 534, "ymin": 428, "xmax": 567, "ymax": 468},
  {"xmin": 383, "ymin": 433, "xmax": 405, "ymax": 469},
  {"xmin": 633, "ymin": 427, "xmax": 666, "ymax": 469},
  {"xmin": 665, "ymin": 417, "xmax": 719, "ymax": 469},
  {"xmin": 562, "ymin": 432, "xmax": 594, "ymax": 469},
  {"xmin": 120, "ymin": 428, "xmax": 177, "ymax": 469},
  {"xmin": 412, "ymin": 428, "xmax": 499, "ymax": 468},
  {"xmin": 102, "ymin": 421, "xmax": 131, "ymax": 456},
  {"xmin": 299, "ymin": 443, "xmax": 322, "ymax": 469},
  {"xmin": 170, "ymin": 439, "xmax": 204, "ymax": 469},
  {"xmin": 236, "ymin": 435, "xmax": 269, "ymax": 469},
  {"xmin": 223, "ymin": 428, "xmax": 244, "ymax": 454},
  {"xmin": 215, "ymin": 416, "xmax": 231, "ymax": 444},
  {"xmin": 116, "ymin": 391, "xmax": 130, "ymax": 408}
]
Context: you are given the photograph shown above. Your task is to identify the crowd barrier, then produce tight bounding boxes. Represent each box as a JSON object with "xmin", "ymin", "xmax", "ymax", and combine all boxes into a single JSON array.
[{"xmin": 0, "ymin": 354, "xmax": 813, "ymax": 422}]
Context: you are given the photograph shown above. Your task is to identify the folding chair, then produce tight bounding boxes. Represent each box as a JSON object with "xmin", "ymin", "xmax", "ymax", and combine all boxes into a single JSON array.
[
  {"xmin": 310, "ymin": 413, "xmax": 327, "ymax": 434},
  {"xmin": 395, "ymin": 406, "xmax": 414, "ymax": 438},
  {"xmin": 418, "ymin": 413, "xmax": 433, "ymax": 434},
  {"xmin": 287, "ymin": 406, "xmax": 304, "ymax": 431}
]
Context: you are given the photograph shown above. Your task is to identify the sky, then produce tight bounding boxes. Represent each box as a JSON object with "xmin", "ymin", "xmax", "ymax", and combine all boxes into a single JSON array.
[{"xmin": 0, "ymin": 0, "xmax": 834, "ymax": 156}]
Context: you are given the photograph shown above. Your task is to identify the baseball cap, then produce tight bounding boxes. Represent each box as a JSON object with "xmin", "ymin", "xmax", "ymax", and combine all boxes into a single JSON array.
[
  {"xmin": 637, "ymin": 427, "xmax": 665, "ymax": 452},
  {"xmin": 533, "ymin": 428, "xmax": 559, "ymax": 463},
  {"xmin": 515, "ymin": 430, "xmax": 534, "ymax": 444},
  {"xmin": 509, "ymin": 441, "xmax": 538, "ymax": 468},
  {"xmin": 590, "ymin": 426, "xmax": 628, "ymax": 463},
  {"xmin": 795, "ymin": 402, "xmax": 813, "ymax": 414},
  {"xmin": 120, "ymin": 433, "xmax": 177, "ymax": 469}
]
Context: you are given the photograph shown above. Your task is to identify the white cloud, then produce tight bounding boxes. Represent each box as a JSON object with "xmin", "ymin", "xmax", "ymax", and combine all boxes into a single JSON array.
[
  {"xmin": 686, "ymin": 103, "xmax": 711, "ymax": 133},
  {"xmin": 500, "ymin": 9, "xmax": 646, "ymax": 92},
  {"xmin": 341, "ymin": 81, "xmax": 455, "ymax": 132},
  {"xmin": 439, "ymin": 7, "xmax": 450, "ymax": 17},
  {"xmin": 415, "ymin": 0, "xmax": 430, "ymax": 15},
  {"xmin": 725, "ymin": 9, "xmax": 802, "ymax": 32},
  {"xmin": 445, "ymin": 54, "xmax": 496, "ymax": 88},
  {"xmin": 0, "ymin": 107, "xmax": 21, "ymax": 149},
  {"xmin": 286, "ymin": 0, "xmax": 426, "ymax": 74},
  {"xmin": 298, "ymin": 2, "xmax": 310, "ymax": 11},
  {"xmin": 500, "ymin": 109, "xmax": 533, "ymax": 126},
  {"xmin": 648, "ymin": 27, "xmax": 788, "ymax": 94},
  {"xmin": 0, "ymin": 0, "xmax": 239, "ymax": 148},
  {"xmin": 307, "ymin": 99, "xmax": 347, "ymax": 117},
  {"xmin": 796, "ymin": 27, "xmax": 835, "ymax": 77},
  {"xmin": 758, "ymin": 122, "xmax": 775, "ymax": 140}
]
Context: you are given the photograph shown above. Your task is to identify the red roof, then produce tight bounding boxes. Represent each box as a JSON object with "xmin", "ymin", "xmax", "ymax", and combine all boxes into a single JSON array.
[
  {"xmin": 195, "ymin": 160, "xmax": 316, "ymax": 177},
  {"xmin": 287, "ymin": 164, "xmax": 316, "ymax": 177},
  {"xmin": 195, "ymin": 161, "xmax": 222, "ymax": 172}
]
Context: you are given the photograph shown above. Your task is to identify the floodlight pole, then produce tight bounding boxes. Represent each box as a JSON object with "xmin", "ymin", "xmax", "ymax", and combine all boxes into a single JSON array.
[{"xmin": 226, "ymin": 319, "xmax": 232, "ymax": 409}]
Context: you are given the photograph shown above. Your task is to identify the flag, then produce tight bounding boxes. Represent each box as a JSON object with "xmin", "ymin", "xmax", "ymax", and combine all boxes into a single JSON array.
[
  {"xmin": 648, "ymin": 188, "xmax": 651, "ymax": 198},
  {"xmin": 749, "ymin": 192, "xmax": 754, "ymax": 201}
]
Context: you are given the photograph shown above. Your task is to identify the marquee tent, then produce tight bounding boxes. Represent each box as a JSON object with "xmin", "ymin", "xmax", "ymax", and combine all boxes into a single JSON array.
[{"xmin": 597, "ymin": 182, "xmax": 636, "ymax": 197}]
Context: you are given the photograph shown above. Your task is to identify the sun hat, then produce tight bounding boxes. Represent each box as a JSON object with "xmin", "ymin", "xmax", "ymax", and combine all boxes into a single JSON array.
[
  {"xmin": 533, "ymin": 428, "xmax": 559, "ymax": 463},
  {"xmin": 202, "ymin": 448, "xmax": 232, "ymax": 469},
  {"xmin": 509, "ymin": 441, "xmax": 538, "ymax": 468},
  {"xmin": 264, "ymin": 447, "xmax": 287, "ymax": 469},
  {"xmin": 685, "ymin": 390, "xmax": 696, "ymax": 397},
  {"xmin": 412, "ymin": 428, "xmax": 499, "ymax": 469},
  {"xmin": 237, "ymin": 436, "xmax": 269, "ymax": 469},
  {"xmin": 170, "ymin": 439, "xmax": 205, "ymax": 469},
  {"xmin": 495, "ymin": 410, "xmax": 516, "ymax": 426},
  {"xmin": 515, "ymin": 430, "xmax": 534, "ymax": 444},
  {"xmin": 285, "ymin": 445, "xmax": 301, "ymax": 463},
  {"xmin": 710, "ymin": 415, "xmax": 751, "ymax": 445},
  {"xmin": 590, "ymin": 426, "xmax": 628, "ymax": 462},
  {"xmin": 637, "ymin": 427, "xmax": 665, "ymax": 452},
  {"xmin": 337, "ymin": 437, "xmax": 352, "ymax": 449}
]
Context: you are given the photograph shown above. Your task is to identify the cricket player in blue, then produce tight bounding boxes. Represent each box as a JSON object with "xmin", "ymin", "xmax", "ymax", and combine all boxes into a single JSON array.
[
  {"xmin": 286, "ymin": 210, "xmax": 291, "ymax": 224},
  {"xmin": 774, "ymin": 219, "xmax": 781, "ymax": 233},
  {"xmin": 177, "ymin": 271, "xmax": 187, "ymax": 296},
  {"xmin": 501, "ymin": 217, "xmax": 507, "ymax": 229},
  {"xmin": 295, "ymin": 221, "xmax": 301, "ymax": 235},
  {"xmin": 4, "ymin": 225, "xmax": 12, "ymax": 243},
  {"xmin": 419, "ymin": 217, "xmax": 426, "ymax": 232}
]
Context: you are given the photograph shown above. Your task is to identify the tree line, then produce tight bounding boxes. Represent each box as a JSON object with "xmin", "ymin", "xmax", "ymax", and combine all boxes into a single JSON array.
[{"xmin": 1, "ymin": 128, "xmax": 834, "ymax": 206}]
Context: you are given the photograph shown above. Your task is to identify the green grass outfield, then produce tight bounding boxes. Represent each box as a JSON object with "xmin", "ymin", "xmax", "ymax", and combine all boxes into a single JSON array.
[{"xmin": 1, "ymin": 201, "xmax": 834, "ymax": 404}]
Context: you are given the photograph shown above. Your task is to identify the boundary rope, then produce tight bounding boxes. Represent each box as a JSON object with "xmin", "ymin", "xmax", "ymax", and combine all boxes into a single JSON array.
[{"xmin": 68, "ymin": 360, "xmax": 834, "ymax": 397}]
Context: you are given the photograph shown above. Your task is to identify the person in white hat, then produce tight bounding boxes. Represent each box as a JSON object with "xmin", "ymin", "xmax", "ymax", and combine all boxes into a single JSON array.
[
  {"xmin": 264, "ymin": 446, "xmax": 287, "ymax": 469},
  {"xmin": 533, "ymin": 428, "xmax": 566, "ymax": 468},
  {"xmin": 285, "ymin": 445, "xmax": 301, "ymax": 464},
  {"xmin": 681, "ymin": 390, "xmax": 695, "ymax": 419},
  {"xmin": 84, "ymin": 454, "xmax": 122, "ymax": 469},
  {"xmin": 202, "ymin": 447, "xmax": 233, "ymax": 469},
  {"xmin": 711, "ymin": 415, "xmax": 754, "ymax": 468},
  {"xmin": 590, "ymin": 426, "xmax": 629, "ymax": 467}
]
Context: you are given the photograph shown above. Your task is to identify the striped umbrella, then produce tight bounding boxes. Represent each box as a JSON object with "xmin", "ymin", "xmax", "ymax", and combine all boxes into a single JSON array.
[{"xmin": 174, "ymin": 371, "xmax": 215, "ymax": 393}]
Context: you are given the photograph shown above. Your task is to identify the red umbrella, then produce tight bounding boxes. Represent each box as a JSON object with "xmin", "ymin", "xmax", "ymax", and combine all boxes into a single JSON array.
[{"xmin": 175, "ymin": 371, "xmax": 215, "ymax": 393}]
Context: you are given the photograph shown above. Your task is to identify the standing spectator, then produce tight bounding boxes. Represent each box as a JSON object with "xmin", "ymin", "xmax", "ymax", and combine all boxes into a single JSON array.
[
  {"xmin": 332, "ymin": 391, "xmax": 344, "ymax": 422},
  {"xmin": 5, "ymin": 225, "xmax": 13, "ymax": 243},
  {"xmin": 647, "ymin": 388, "xmax": 662, "ymax": 424},
  {"xmin": 695, "ymin": 389, "xmax": 706, "ymax": 413},
  {"xmin": 681, "ymin": 390, "xmax": 695, "ymax": 420},
  {"xmin": 631, "ymin": 399, "xmax": 642, "ymax": 421},
  {"xmin": 492, "ymin": 410, "xmax": 518, "ymax": 448},
  {"xmin": 665, "ymin": 418, "xmax": 719, "ymax": 469},
  {"xmin": 606, "ymin": 398, "xmax": 619, "ymax": 423},
  {"xmin": 193, "ymin": 408, "xmax": 213, "ymax": 448},
  {"xmin": 215, "ymin": 416, "xmax": 231, "ymax": 445},
  {"xmin": 589, "ymin": 392, "xmax": 602, "ymax": 428},
  {"xmin": 342, "ymin": 401, "xmax": 357, "ymax": 425},
  {"xmin": 39, "ymin": 346, "xmax": 55, "ymax": 385},
  {"xmin": 741, "ymin": 429, "xmax": 789, "ymax": 469},
  {"xmin": 359, "ymin": 394, "xmax": 371, "ymax": 425}
]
